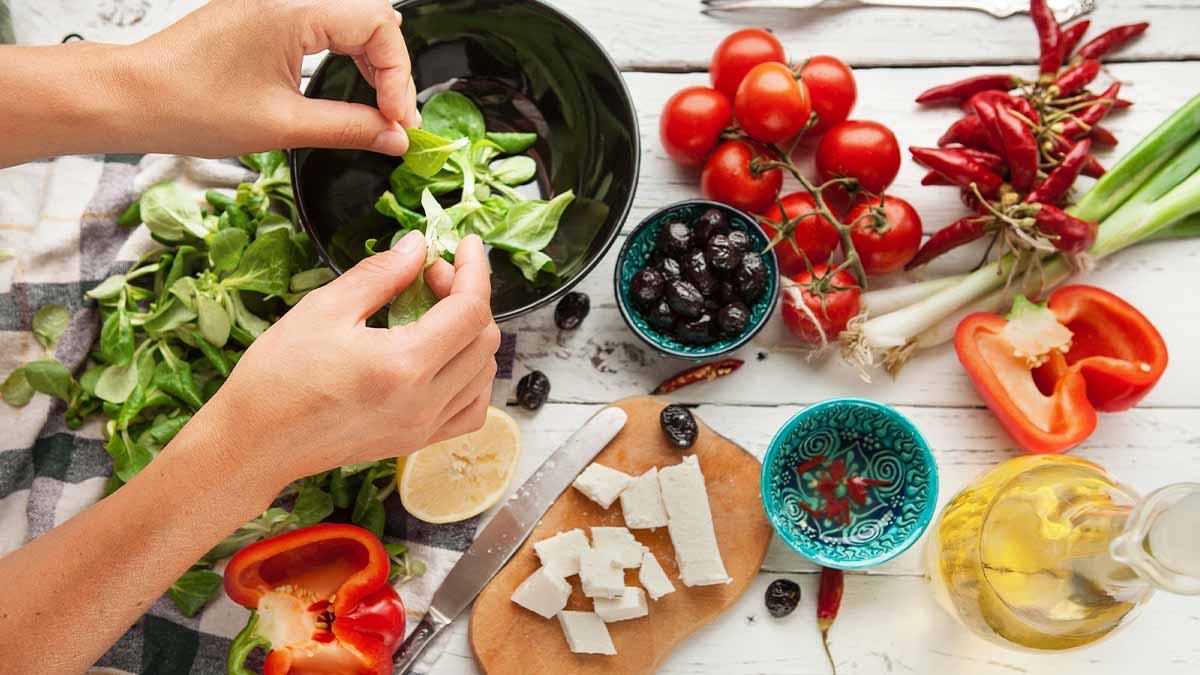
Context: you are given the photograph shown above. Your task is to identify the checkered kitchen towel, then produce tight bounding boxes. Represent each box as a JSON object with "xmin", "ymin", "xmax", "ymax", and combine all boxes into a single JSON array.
[{"xmin": 0, "ymin": 154, "xmax": 499, "ymax": 674}]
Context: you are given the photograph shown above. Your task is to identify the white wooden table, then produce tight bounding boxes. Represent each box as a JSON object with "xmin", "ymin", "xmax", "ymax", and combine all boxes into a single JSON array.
[{"xmin": 12, "ymin": 1, "xmax": 1200, "ymax": 673}]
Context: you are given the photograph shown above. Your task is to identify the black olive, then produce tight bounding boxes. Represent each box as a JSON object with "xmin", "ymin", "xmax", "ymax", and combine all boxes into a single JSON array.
[
  {"xmin": 665, "ymin": 279, "xmax": 704, "ymax": 318},
  {"xmin": 718, "ymin": 279, "xmax": 741, "ymax": 305},
  {"xmin": 704, "ymin": 297, "xmax": 722, "ymax": 315},
  {"xmin": 660, "ymin": 404, "xmax": 699, "ymax": 449},
  {"xmin": 656, "ymin": 256, "xmax": 683, "ymax": 282},
  {"xmin": 629, "ymin": 267, "xmax": 665, "ymax": 308},
  {"xmin": 516, "ymin": 371, "xmax": 551, "ymax": 410},
  {"xmin": 764, "ymin": 578, "xmax": 801, "ymax": 618},
  {"xmin": 675, "ymin": 311, "xmax": 716, "ymax": 344},
  {"xmin": 646, "ymin": 299, "xmax": 675, "ymax": 330},
  {"xmin": 682, "ymin": 250, "xmax": 718, "ymax": 296},
  {"xmin": 706, "ymin": 234, "xmax": 739, "ymax": 272},
  {"xmin": 554, "ymin": 292, "xmax": 590, "ymax": 330},
  {"xmin": 735, "ymin": 252, "xmax": 768, "ymax": 302},
  {"xmin": 717, "ymin": 302, "xmax": 751, "ymax": 336},
  {"xmin": 693, "ymin": 208, "xmax": 731, "ymax": 242},
  {"xmin": 727, "ymin": 229, "xmax": 752, "ymax": 253},
  {"xmin": 656, "ymin": 220, "xmax": 692, "ymax": 258}
]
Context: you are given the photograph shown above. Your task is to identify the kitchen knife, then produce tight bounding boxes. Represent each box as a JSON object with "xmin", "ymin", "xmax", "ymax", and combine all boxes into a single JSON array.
[{"xmin": 392, "ymin": 406, "xmax": 628, "ymax": 674}]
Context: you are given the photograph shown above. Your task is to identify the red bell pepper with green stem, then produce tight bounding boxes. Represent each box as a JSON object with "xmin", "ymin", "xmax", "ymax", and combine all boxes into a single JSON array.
[
  {"xmin": 955, "ymin": 286, "xmax": 1167, "ymax": 454},
  {"xmin": 224, "ymin": 524, "xmax": 406, "ymax": 675}
]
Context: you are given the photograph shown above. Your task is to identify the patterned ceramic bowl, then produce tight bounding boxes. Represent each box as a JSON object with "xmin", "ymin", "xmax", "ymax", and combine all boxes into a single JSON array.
[
  {"xmin": 614, "ymin": 200, "xmax": 779, "ymax": 360},
  {"xmin": 761, "ymin": 399, "xmax": 939, "ymax": 569}
]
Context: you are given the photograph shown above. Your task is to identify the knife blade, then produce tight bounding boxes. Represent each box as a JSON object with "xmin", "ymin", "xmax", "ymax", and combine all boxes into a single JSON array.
[{"xmin": 393, "ymin": 406, "xmax": 628, "ymax": 674}]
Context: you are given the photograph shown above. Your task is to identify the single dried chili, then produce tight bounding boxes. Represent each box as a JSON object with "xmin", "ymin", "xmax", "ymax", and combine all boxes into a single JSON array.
[
  {"xmin": 1053, "ymin": 59, "xmax": 1101, "ymax": 96},
  {"xmin": 909, "ymin": 146, "xmax": 1004, "ymax": 197},
  {"xmin": 957, "ymin": 147, "xmax": 1006, "ymax": 173},
  {"xmin": 921, "ymin": 170, "xmax": 953, "ymax": 186},
  {"xmin": 1058, "ymin": 19, "xmax": 1091, "ymax": 61},
  {"xmin": 1075, "ymin": 22, "xmax": 1150, "ymax": 60},
  {"xmin": 1030, "ymin": 0, "xmax": 1062, "ymax": 76},
  {"xmin": 1089, "ymin": 125, "xmax": 1118, "ymax": 147},
  {"xmin": 914, "ymin": 74, "xmax": 1017, "ymax": 104},
  {"xmin": 1061, "ymin": 82, "xmax": 1121, "ymax": 138},
  {"xmin": 653, "ymin": 358, "xmax": 743, "ymax": 394},
  {"xmin": 1035, "ymin": 203, "xmax": 1098, "ymax": 253},
  {"xmin": 968, "ymin": 93, "xmax": 1008, "ymax": 157},
  {"xmin": 817, "ymin": 567, "xmax": 844, "ymax": 675},
  {"xmin": 938, "ymin": 114, "xmax": 994, "ymax": 150},
  {"xmin": 996, "ymin": 105, "xmax": 1039, "ymax": 191},
  {"xmin": 906, "ymin": 217, "xmax": 990, "ymax": 269},
  {"xmin": 1026, "ymin": 139, "xmax": 1091, "ymax": 205}
]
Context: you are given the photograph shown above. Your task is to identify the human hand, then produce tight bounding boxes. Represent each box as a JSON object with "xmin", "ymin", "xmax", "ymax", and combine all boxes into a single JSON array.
[
  {"xmin": 128, "ymin": 0, "xmax": 419, "ymax": 157},
  {"xmin": 199, "ymin": 232, "xmax": 500, "ymax": 492}
]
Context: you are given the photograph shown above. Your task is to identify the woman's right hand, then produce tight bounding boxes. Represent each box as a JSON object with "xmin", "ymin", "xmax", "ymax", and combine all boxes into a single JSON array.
[{"xmin": 195, "ymin": 231, "xmax": 500, "ymax": 493}]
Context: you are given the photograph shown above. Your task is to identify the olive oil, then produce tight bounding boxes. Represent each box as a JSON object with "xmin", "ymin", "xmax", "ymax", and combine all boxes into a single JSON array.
[{"xmin": 927, "ymin": 455, "xmax": 1200, "ymax": 651}]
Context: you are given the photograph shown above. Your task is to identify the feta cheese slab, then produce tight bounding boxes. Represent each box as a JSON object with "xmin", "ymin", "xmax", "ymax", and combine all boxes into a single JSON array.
[
  {"xmin": 579, "ymin": 547, "xmax": 625, "ymax": 598},
  {"xmin": 638, "ymin": 551, "xmax": 676, "ymax": 600},
  {"xmin": 620, "ymin": 467, "xmax": 669, "ymax": 529},
  {"xmin": 593, "ymin": 587, "xmax": 649, "ymax": 622},
  {"xmin": 557, "ymin": 611, "xmax": 617, "ymax": 655},
  {"xmin": 511, "ymin": 567, "xmax": 572, "ymax": 619},
  {"xmin": 572, "ymin": 463, "xmax": 633, "ymax": 509},
  {"xmin": 590, "ymin": 526, "xmax": 646, "ymax": 568},
  {"xmin": 533, "ymin": 528, "xmax": 590, "ymax": 578},
  {"xmin": 658, "ymin": 456, "xmax": 732, "ymax": 586}
]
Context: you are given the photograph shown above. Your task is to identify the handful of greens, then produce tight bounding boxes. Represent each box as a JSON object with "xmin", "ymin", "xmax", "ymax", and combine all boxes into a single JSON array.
[
  {"xmin": 373, "ymin": 91, "xmax": 574, "ymax": 326},
  {"xmin": 1, "ymin": 151, "xmax": 421, "ymax": 616}
]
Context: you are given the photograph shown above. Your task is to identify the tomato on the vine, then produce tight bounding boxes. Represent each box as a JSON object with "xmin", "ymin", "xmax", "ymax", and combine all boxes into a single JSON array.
[
  {"xmin": 760, "ymin": 192, "xmax": 840, "ymax": 276},
  {"xmin": 799, "ymin": 56, "xmax": 857, "ymax": 134},
  {"xmin": 710, "ymin": 28, "xmax": 787, "ymax": 100},
  {"xmin": 815, "ymin": 120, "xmax": 901, "ymax": 196},
  {"xmin": 660, "ymin": 86, "xmax": 734, "ymax": 166},
  {"xmin": 781, "ymin": 264, "xmax": 862, "ymax": 348},
  {"xmin": 735, "ymin": 62, "xmax": 812, "ymax": 144},
  {"xmin": 700, "ymin": 140, "xmax": 783, "ymax": 214},
  {"xmin": 846, "ymin": 194, "xmax": 923, "ymax": 275}
]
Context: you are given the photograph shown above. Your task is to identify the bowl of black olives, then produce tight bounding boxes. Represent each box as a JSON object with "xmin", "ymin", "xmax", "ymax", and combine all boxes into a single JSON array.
[{"xmin": 614, "ymin": 200, "xmax": 779, "ymax": 359}]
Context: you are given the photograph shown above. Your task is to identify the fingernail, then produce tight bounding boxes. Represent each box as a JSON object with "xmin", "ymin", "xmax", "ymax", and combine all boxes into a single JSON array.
[
  {"xmin": 393, "ymin": 230, "xmax": 423, "ymax": 254},
  {"xmin": 372, "ymin": 128, "xmax": 409, "ymax": 156}
]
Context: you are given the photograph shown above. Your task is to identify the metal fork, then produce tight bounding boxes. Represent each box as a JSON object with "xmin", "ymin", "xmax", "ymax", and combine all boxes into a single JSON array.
[{"xmin": 701, "ymin": 0, "xmax": 1096, "ymax": 22}]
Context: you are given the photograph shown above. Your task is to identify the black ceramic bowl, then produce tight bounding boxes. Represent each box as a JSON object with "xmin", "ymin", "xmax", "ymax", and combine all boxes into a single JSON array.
[{"xmin": 291, "ymin": 0, "xmax": 639, "ymax": 322}]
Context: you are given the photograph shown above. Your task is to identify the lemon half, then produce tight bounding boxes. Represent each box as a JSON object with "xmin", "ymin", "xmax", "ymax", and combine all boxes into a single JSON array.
[{"xmin": 398, "ymin": 407, "xmax": 521, "ymax": 524}]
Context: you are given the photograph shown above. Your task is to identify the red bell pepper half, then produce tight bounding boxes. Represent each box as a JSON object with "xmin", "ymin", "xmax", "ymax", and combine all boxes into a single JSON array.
[
  {"xmin": 224, "ymin": 524, "xmax": 405, "ymax": 675},
  {"xmin": 955, "ymin": 285, "xmax": 1167, "ymax": 454}
]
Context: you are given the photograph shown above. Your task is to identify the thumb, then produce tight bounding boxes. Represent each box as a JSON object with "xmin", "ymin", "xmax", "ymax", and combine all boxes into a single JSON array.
[
  {"xmin": 285, "ymin": 97, "xmax": 411, "ymax": 155},
  {"xmin": 310, "ymin": 231, "xmax": 427, "ymax": 322}
]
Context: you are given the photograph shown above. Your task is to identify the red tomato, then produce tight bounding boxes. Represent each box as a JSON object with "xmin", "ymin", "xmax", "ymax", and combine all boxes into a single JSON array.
[
  {"xmin": 700, "ymin": 140, "xmax": 783, "ymax": 214},
  {"xmin": 846, "ymin": 195, "xmax": 923, "ymax": 275},
  {"xmin": 735, "ymin": 63, "xmax": 812, "ymax": 144},
  {"xmin": 781, "ymin": 264, "xmax": 862, "ymax": 347},
  {"xmin": 760, "ymin": 192, "xmax": 840, "ymax": 276},
  {"xmin": 800, "ymin": 56, "xmax": 857, "ymax": 134},
  {"xmin": 660, "ymin": 86, "xmax": 734, "ymax": 167},
  {"xmin": 710, "ymin": 28, "xmax": 787, "ymax": 101},
  {"xmin": 815, "ymin": 120, "xmax": 901, "ymax": 196}
]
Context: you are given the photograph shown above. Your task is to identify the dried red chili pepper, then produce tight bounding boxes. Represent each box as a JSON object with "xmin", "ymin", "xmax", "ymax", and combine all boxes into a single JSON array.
[
  {"xmin": 1076, "ymin": 22, "xmax": 1150, "ymax": 60},
  {"xmin": 1030, "ymin": 0, "xmax": 1062, "ymax": 76},
  {"xmin": 921, "ymin": 170, "xmax": 953, "ymax": 186},
  {"xmin": 1061, "ymin": 82, "xmax": 1121, "ymax": 138},
  {"xmin": 1089, "ymin": 126, "xmax": 1118, "ymax": 147},
  {"xmin": 1053, "ymin": 59, "xmax": 1101, "ymax": 96},
  {"xmin": 1058, "ymin": 19, "xmax": 1091, "ymax": 61},
  {"xmin": 1082, "ymin": 156, "xmax": 1106, "ymax": 178},
  {"xmin": 938, "ymin": 115, "xmax": 994, "ymax": 150},
  {"xmin": 817, "ymin": 566, "xmax": 844, "ymax": 675},
  {"xmin": 906, "ymin": 217, "xmax": 990, "ymax": 269},
  {"xmin": 958, "ymin": 147, "xmax": 1006, "ymax": 173},
  {"xmin": 996, "ymin": 105, "xmax": 1038, "ymax": 191},
  {"xmin": 653, "ymin": 358, "xmax": 743, "ymax": 394},
  {"xmin": 1026, "ymin": 139, "xmax": 1091, "ymax": 205},
  {"xmin": 969, "ymin": 93, "xmax": 1008, "ymax": 157},
  {"xmin": 910, "ymin": 147, "xmax": 1005, "ymax": 197},
  {"xmin": 1113, "ymin": 97, "xmax": 1133, "ymax": 110},
  {"xmin": 1035, "ymin": 203, "xmax": 1098, "ymax": 253},
  {"xmin": 915, "ymin": 74, "xmax": 1017, "ymax": 104}
]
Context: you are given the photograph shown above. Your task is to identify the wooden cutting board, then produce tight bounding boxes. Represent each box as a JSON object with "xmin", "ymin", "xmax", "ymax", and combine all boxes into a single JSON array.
[{"xmin": 469, "ymin": 395, "xmax": 772, "ymax": 674}]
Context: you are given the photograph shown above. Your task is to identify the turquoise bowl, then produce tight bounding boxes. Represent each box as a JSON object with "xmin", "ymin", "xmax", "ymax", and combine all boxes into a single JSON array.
[
  {"xmin": 761, "ymin": 399, "xmax": 939, "ymax": 569},
  {"xmin": 614, "ymin": 200, "xmax": 779, "ymax": 360}
]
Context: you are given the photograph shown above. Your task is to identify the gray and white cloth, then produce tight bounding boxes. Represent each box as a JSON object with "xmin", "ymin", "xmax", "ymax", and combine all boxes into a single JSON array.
[{"xmin": 0, "ymin": 153, "xmax": 499, "ymax": 674}]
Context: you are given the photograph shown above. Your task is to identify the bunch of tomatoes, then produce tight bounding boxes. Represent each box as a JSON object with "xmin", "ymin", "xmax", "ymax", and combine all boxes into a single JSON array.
[{"xmin": 659, "ymin": 28, "xmax": 922, "ymax": 347}]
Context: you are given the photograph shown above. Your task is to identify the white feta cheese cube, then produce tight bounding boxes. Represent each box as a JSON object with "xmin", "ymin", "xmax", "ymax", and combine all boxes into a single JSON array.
[
  {"xmin": 590, "ymin": 526, "xmax": 646, "ymax": 568},
  {"xmin": 638, "ymin": 551, "xmax": 676, "ymax": 600},
  {"xmin": 593, "ymin": 587, "xmax": 649, "ymax": 623},
  {"xmin": 658, "ymin": 455, "xmax": 731, "ymax": 586},
  {"xmin": 579, "ymin": 547, "xmax": 625, "ymax": 598},
  {"xmin": 557, "ymin": 611, "xmax": 617, "ymax": 655},
  {"xmin": 533, "ymin": 528, "xmax": 590, "ymax": 578},
  {"xmin": 572, "ymin": 463, "xmax": 633, "ymax": 509},
  {"xmin": 620, "ymin": 467, "xmax": 669, "ymax": 529},
  {"xmin": 510, "ymin": 567, "xmax": 572, "ymax": 619}
]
